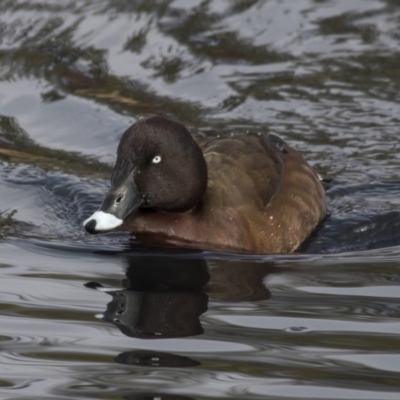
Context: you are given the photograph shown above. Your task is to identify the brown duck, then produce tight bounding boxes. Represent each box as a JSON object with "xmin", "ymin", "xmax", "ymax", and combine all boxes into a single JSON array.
[{"xmin": 83, "ymin": 116, "xmax": 326, "ymax": 254}]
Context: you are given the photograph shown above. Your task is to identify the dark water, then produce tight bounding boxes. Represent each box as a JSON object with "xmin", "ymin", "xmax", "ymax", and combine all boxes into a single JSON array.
[{"xmin": 1, "ymin": 0, "xmax": 400, "ymax": 399}]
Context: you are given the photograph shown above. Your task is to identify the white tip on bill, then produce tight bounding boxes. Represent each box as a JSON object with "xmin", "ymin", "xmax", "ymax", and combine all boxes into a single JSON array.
[{"xmin": 83, "ymin": 211, "xmax": 123, "ymax": 231}]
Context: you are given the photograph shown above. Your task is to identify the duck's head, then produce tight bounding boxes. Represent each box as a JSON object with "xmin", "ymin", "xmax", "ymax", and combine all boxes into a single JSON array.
[{"xmin": 83, "ymin": 116, "xmax": 208, "ymax": 234}]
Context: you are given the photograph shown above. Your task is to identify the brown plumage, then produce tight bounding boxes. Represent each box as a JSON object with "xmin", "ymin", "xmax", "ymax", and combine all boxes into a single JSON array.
[{"xmin": 84, "ymin": 116, "xmax": 327, "ymax": 254}]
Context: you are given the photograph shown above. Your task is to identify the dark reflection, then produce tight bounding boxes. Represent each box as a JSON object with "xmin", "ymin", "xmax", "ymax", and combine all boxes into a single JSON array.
[
  {"xmin": 104, "ymin": 290, "xmax": 207, "ymax": 339},
  {"xmin": 305, "ymin": 210, "xmax": 400, "ymax": 254},
  {"xmin": 100, "ymin": 246, "xmax": 277, "ymax": 340},
  {"xmin": 304, "ymin": 181, "xmax": 400, "ymax": 253},
  {"xmin": 103, "ymin": 253, "xmax": 209, "ymax": 339}
]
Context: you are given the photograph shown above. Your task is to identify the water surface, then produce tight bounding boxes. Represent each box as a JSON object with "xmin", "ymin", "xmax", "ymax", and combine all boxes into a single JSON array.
[{"xmin": 1, "ymin": 0, "xmax": 400, "ymax": 399}]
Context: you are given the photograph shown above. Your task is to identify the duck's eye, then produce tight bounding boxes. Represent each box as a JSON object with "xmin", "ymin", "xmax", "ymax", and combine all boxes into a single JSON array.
[
  {"xmin": 152, "ymin": 155, "xmax": 162, "ymax": 164},
  {"xmin": 115, "ymin": 195, "xmax": 123, "ymax": 205}
]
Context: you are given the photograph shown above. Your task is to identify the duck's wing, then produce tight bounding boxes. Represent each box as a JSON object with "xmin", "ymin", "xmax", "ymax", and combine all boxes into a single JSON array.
[
  {"xmin": 202, "ymin": 132, "xmax": 287, "ymax": 209},
  {"xmin": 252, "ymin": 132, "xmax": 287, "ymax": 206}
]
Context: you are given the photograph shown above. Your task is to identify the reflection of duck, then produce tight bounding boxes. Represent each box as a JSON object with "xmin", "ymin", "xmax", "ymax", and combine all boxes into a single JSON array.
[
  {"xmin": 84, "ymin": 116, "xmax": 326, "ymax": 253},
  {"xmin": 101, "ymin": 249, "xmax": 278, "ymax": 339},
  {"xmin": 103, "ymin": 253, "xmax": 209, "ymax": 339},
  {"xmin": 104, "ymin": 290, "xmax": 207, "ymax": 339}
]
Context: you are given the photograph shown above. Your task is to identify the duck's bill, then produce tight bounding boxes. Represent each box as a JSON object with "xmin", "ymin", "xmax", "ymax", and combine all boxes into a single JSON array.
[
  {"xmin": 83, "ymin": 211, "xmax": 123, "ymax": 233},
  {"xmin": 83, "ymin": 180, "xmax": 143, "ymax": 234}
]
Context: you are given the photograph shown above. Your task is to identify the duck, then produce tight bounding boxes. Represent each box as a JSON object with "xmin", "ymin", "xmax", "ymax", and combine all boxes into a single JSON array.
[{"xmin": 83, "ymin": 116, "xmax": 326, "ymax": 254}]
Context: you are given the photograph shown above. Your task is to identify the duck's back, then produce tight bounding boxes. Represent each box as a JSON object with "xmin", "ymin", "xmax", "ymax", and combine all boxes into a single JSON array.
[
  {"xmin": 195, "ymin": 132, "xmax": 326, "ymax": 253},
  {"xmin": 202, "ymin": 133, "xmax": 284, "ymax": 209}
]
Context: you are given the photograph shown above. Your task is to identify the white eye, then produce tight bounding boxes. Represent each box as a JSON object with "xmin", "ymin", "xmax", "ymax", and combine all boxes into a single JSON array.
[{"xmin": 152, "ymin": 155, "xmax": 162, "ymax": 164}]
